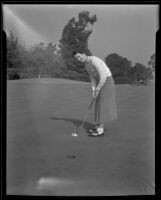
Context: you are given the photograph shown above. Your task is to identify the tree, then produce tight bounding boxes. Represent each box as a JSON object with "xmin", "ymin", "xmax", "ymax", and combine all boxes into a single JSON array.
[
  {"xmin": 17, "ymin": 44, "xmax": 29, "ymax": 79},
  {"xmin": 59, "ymin": 11, "xmax": 97, "ymax": 81},
  {"xmin": 129, "ymin": 63, "xmax": 153, "ymax": 85},
  {"xmin": 6, "ymin": 31, "xmax": 67, "ymax": 79},
  {"xmin": 105, "ymin": 53, "xmax": 132, "ymax": 84},
  {"xmin": 44, "ymin": 42, "xmax": 66, "ymax": 78},
  {"xmin": 148, "ymin": 53, "xmax": 155, "ymax": 71},
  {"xmin": 44, "ymin": 42, "xmax": 57, "ymax": 74},
  {"xmin": 7, "ymin": 31, "xmax": 24, "ymax": 79},
  {"xmin": 25, "ymin": 42, "xmax": 66, "ymax": 78},
  {"xmin": 27, "ymin": 42, "xmax": 48, "ymax": 78}
]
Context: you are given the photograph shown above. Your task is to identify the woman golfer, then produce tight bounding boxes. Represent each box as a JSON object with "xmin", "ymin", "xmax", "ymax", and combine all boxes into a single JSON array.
[{"xmin": 73, "ymin": 52, "xmax": 117, "ymax": 137}]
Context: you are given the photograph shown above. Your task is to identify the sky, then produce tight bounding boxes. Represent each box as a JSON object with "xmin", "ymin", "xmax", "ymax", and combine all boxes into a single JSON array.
[{"xmin": 3, "ymin": 4, "xmax": 159, "ymax": 66}]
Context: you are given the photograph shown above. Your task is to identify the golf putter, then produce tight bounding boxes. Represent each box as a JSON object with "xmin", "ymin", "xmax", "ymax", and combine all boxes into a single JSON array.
[{"xmin": 72, "ymin": 97, "xmax": 96, "ymax": 137}]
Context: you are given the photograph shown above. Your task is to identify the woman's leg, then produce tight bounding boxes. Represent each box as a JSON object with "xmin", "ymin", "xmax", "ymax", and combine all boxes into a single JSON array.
[
  {"xmin": 89, "ymin": 77, "xmax": 117, "ymax": 136},
  {"xmin": 95, "ymin": 95, "xmax": 99, "ymax": 128},
  {"xmin": 94, "ymin": 94, "xmax": 105, "ymax": 134}
]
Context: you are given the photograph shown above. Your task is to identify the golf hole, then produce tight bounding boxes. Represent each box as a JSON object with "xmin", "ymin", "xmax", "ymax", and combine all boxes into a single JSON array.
[{"xmin": 67, "ymin": 155, "xmax": 76, "ymax": 159}]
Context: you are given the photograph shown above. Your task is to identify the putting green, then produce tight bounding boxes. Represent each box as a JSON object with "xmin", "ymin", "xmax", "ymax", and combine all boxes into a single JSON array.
[{"xmin": 7, "ymin": 78, "xmax": 155, "ymax": 196}]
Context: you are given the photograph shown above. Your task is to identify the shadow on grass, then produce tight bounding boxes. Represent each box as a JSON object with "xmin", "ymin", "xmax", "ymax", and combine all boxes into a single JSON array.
[{"xmin": 50, "ymin": 117, "xmax": 94, "ymax": 132}]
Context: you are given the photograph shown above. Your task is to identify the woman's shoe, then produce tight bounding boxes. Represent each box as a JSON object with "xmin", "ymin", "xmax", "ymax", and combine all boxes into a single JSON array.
[
  {"xmin": 88, "ymin": 127, "xmax": 98, "ymax": 133},
  {"xmin": 88, "ymin": 129, "xmax": 104, "ymax": 137}
]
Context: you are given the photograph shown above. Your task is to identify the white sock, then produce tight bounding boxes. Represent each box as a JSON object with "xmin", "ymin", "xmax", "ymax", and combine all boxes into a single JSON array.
[{"xmin": 97, "ymin": 127, "xmax": 104, "ymax": 134}]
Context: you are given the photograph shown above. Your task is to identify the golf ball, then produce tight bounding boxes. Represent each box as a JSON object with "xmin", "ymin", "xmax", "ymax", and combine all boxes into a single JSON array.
[{"xmin": 72, "ymin": 133, "xmax": 78, "ymax": 137}]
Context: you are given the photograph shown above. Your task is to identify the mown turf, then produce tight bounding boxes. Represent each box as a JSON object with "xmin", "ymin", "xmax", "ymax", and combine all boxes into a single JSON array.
[{"xmin": 7, "ymin": 78, "xmax": 155, "ymax": 196}]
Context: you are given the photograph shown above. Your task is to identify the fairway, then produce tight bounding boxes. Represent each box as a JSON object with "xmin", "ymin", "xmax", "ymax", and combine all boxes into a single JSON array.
[{"xmin": 7, "ymin": 78, "xmax": 155, "ymax": 196}]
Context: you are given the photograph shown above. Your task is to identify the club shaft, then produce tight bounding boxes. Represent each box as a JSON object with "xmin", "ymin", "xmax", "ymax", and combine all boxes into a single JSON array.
[
  {"xmin": 79, "ymin": 97, "xmax": 96, "ymax": 129},
  {"xmin": 79, "ymin": 110, "xmax": 90, "ymax": 129}
]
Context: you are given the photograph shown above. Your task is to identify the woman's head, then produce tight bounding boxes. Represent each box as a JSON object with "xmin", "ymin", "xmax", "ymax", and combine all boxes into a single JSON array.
[{"xmin": 73, "ymin": 52, "xmax": 88, "ymax": 63}]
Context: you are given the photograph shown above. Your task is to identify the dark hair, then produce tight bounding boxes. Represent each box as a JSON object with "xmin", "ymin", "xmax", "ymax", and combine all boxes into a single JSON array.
[{"xmin": 72, "ymin": 51, "xmax": 77, "ymax": 57}]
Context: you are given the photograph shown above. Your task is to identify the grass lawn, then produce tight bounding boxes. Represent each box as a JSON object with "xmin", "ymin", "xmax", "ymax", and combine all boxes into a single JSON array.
[{"xmin": 7, "ymin": 78, "xmax": 155, "ymax": 196}]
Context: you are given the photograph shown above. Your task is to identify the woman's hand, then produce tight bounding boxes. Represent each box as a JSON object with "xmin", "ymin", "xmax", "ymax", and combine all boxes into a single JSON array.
[
  {"xmin": 94, "ymin": 89, "xmax": 100, "ymax": 98},
  {"xmin": 92, "ymin": 90, "xmax": 95, "ymax": 98},
  {"xmin": 92, "ymin": 86, "xmax": 100, "ymax": 98},
  {"xmin": 92, "ymin": 86, "xmax": 96, "ymax": 98}
]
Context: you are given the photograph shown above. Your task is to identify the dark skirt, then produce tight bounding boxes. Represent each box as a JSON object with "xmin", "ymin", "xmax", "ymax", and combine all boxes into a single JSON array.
[{"xmin": 95, "ymin": 76, "xmax": 117, "ymax": 124}]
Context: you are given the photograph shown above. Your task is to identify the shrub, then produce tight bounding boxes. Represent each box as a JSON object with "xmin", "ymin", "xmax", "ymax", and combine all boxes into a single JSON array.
[
  {"xmin": 7, "ymin": 68, "xmax": 20, "ymax": 80},
  {"xmin": 113, "ymin": 76, "xmax": 130, "ymax": 84}
]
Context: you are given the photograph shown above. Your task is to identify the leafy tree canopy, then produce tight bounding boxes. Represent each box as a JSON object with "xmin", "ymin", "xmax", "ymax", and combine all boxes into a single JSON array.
[
  {"xmin": 148, "ymin": 53, "xmax": 155, "ymax": 71},
  {"xmin": 59, "ymin": 11, "xmax": 97, "ymax": 81},
  {"xmin": 105, "ymin": 53, "xmax": 132, "ymax": 77}
]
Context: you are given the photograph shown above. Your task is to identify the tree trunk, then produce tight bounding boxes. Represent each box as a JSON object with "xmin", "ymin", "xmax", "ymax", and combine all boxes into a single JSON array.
[
  {"xmin": 38, "ymin": 72, "xmax": 41, "ymax": 79},
  {"xmin": 20, "ymin": 72, "xmax": 23, "ymax": 79}
]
